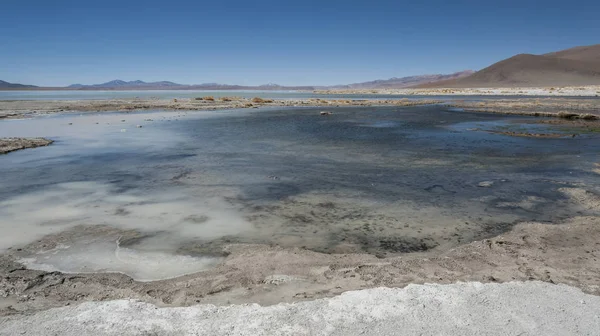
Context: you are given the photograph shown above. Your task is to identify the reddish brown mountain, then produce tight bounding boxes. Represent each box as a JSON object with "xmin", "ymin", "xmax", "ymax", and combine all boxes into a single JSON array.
[
  {"xmin": 543, "ymin": 44, "xmax": 600, "ymax": 62},
  {"xmin": 419, "ymin": 44, "xmax": 600, "ymax": 88}
]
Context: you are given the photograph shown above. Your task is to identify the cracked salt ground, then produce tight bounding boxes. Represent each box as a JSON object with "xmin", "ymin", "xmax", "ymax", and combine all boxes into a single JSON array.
[{"xmin": 1, "ymin": 282, "xmax": 599, "ymax": 336}]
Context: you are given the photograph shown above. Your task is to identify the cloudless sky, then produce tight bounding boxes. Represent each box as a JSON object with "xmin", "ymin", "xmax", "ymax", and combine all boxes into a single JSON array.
[{"xmin": 2, "ymin": 0, "xmax": 599, "ymax": 86}]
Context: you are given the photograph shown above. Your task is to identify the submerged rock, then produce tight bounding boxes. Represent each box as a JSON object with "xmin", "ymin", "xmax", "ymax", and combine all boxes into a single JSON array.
[{"xmin": 478, "ymin": 181, "xmax": 495, "ymax": 188}]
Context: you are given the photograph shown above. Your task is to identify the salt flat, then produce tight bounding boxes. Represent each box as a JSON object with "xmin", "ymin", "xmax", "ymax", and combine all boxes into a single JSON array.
[{"xmin": 2, "ymin": 282, "xmax": 599, "ymax": 336}]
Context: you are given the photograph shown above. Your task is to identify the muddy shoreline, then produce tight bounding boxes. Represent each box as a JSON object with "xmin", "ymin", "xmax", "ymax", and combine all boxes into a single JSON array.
[
  {"xmin": 447, "ymin": 98, "xmax": 600, "ymax": 120},
  {"xmin": 1, "ymin": 186, "xmax": 599, "ymax": 316},
  {"xmin": 0, "ymin": 138, "xmax": 53, "ymax": 154},
  {"xmin": 1, "ymin": 98, "xmax": 600, "ymax": 317},
  {"xmin": 2, "ymin": 97, "xmax": 600, "ymax": 123}
]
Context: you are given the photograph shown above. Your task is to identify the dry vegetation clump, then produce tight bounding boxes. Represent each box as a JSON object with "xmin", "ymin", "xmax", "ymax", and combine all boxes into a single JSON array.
[
  {"xmin": 251, "ymin": 97, "xmax": 274, "ymax": 103},
  {"xmin": 202, "ymin": 96, "xmax": 215, "ymax": 101},
  {"xmin": 557, "ymin": 112, "xmax": 580, "ymax": 119},
  {"xmin": 580, "ymin": 114, "xmax": 599, "ymax": 120},
  {"xmin": 220, "ymin": 97, "xmax": 234, "ymax": 102}
]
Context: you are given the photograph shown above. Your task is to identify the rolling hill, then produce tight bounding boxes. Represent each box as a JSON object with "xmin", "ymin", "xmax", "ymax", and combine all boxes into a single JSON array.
[
  {"xmin": 543, "ymin": 44, "xmax": 600, "ymax": 62},
  {"xmin": 419, "ymin": 44, "xmax": 600, "ymax": 88},
  {"xmin": 0, "ymin": 80, "xmax": 38, "ymax": 89}
]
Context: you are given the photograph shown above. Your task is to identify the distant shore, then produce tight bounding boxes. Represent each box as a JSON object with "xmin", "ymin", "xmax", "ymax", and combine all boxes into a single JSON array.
[
  {"xmin": 1, "ymin": 95, "xmax": 600, "ymax": 121},
  {"xmin": 314, "ymin": 85, "xmax": 600, "ymax": 97},
  {"xmin": 0, "ymin": 97, "xmax": 442, "ymax": 119},
  {"xmin": 2, "ymin": 85, "xmax": 600, "ymax": 97}
]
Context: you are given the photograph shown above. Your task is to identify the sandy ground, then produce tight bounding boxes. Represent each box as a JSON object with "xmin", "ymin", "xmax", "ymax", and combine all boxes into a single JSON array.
[
  {"xmin": 316, "ymin": 85, "xmax": 600, "ymax": 96},
  {"xmin": 0, "ymin": 138, "xmax": 53, "ymax": 154},
  {"xmin": 2, "ymin": 281, "xmax": 599, "ymax": 336}
]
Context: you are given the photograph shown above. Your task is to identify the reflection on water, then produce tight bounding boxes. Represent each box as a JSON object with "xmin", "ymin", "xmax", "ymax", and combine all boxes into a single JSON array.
[
  {"xmin": 19, "ymin": 239, "xmax": 223, "ymax": 282},
  {"xmin": 1, "ymin": 106, "xmax": 599, "ymax": 279},
  {"xmin": 0, "ymin": 181, "xmax": 253, "ymax": 251},
  {"xmin": 0, "ymin": 181, "xmax": 248, "ymax": 281}
]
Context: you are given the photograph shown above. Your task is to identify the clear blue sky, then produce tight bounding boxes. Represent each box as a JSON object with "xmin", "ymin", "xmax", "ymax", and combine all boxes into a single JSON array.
[{"xmin": 2, "ymin": 0, "xmax": 599, "ymax": 86}]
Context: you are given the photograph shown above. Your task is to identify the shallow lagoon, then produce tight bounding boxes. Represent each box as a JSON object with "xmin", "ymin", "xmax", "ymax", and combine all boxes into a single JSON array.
[{"xmin": 1, "ymin": 106, "xmax": 599, "ymax": 280}]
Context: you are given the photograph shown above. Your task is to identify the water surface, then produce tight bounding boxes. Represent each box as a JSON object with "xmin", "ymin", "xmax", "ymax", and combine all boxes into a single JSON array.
[{"xmin": 1, "ymin": 106, "xmax": 598, "ymax": 279}]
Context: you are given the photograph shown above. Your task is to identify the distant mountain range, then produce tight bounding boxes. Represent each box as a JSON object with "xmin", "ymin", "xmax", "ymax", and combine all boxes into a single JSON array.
[
  {"xmin": 65, "ymin": 80, "xmax": 316, "ymax": 91},
  {"xmin": 1, "ymin": 72, "xmax": 474, "ymax": 91},
  {"xmin": 67, "ymin": 80, "xmax": 183, "ymax": 89},
  {"xmin": 329, "ymin": 71, "xmax": 475, "ymax": 89},
  {"xmin": 420, "ymin": 44, "xmax": 600, "ymax": 88},
  {"xmin": 0, "ymin": 80, "xmax": 38, "ymax": 89},
  {"xmin": 4, "ymin": 44, "xmax": 600, "ymax": 91},
  {"xmin": 64, "ymin": 73, "xmax": 475, "ymax": 90}
]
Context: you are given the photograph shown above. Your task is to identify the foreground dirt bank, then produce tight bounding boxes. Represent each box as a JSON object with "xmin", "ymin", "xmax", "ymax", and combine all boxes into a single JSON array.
[
  {"xmin": 2, "ymin": 282, "xmax": 599, "ymax": 336},
  {"xmin": 0, "ymin": 138, "xmax": 53, "ymax": 154},
  {"xmin": 1, "ymin": 186, "xmax": 599, "ymax": 315}
]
